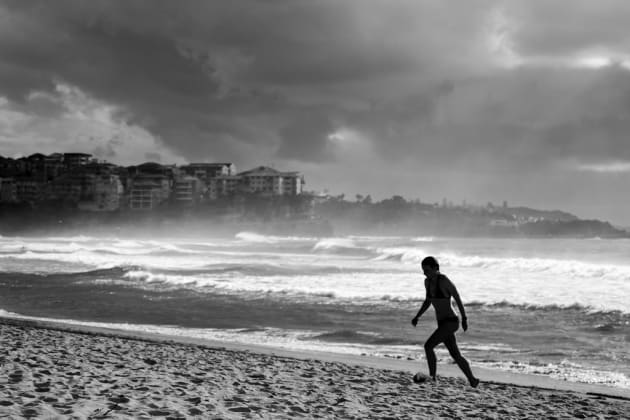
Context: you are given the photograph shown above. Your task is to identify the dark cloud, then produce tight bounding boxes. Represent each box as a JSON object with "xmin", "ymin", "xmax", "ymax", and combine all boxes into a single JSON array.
[{"xmin": 276, "ymin": 111, "xmax": 336, "ymax": 162}]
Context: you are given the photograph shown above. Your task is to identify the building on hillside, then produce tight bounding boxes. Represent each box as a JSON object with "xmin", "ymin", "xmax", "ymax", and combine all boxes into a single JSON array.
[
  {"xmin": 0, "ymin": 178, "xmax": 17, "ymax": 202},
  {"xmin": 208, "ymin": 175, "xmax": 241, "ymax": 200},
  {"xmin": 180, "ymin": 163, "xmax": 236, "ymax": 183},
  {"xmin": 47, "ymin": 172, "xmax": 97, "ymax": 203},
  {"xmin": 26, "ymin": 153, "xmax": 47, "ymax": 165},
  {"xmin": 208, "ymin": 166, "xmax": 304, "ymax": 199},
  {"xmin": 172, "ymin": 176, "xmax": 203, "ymax": 207},
  {"xmin": 47, "ymin": 153, "xmax": 64, "ymax": 163},
  {"xmin": 78, "ymin": 174, "xmax": 124, "ymax": 211},
  {"xmin": 238, "ymin": 166, "xmax": 304, "ymax": 196},
  {"xmin": 281, "ymin": 172, "xmax": 303, "ymax": 195},
  {"xmin": 21, "ymin": 153, "xmax": 64, "ymax": 182},
  {"xmin": 43, "ymin": 156, "xmax": 64, "ymax": 181},
  {"xmin": 14, "ymin": 158, "xmax": 29, "ymax": 175},
  {"xmin": 80, "ymin": 162, "xmax": 120, "ymax": 178},
  {"xmin": 128, "ymin": 162, "xmax": 175, "ymax": 178},
  {"xmin": 128, "ymin": 174, "xmax": 171, "ymax": 210},
  {"xmin": 63, "ymin": 153, "xmax": 92, "ymax": 169},
  {"xmin": 0, "ymin": 158, "xmax": 20, "ymax": 178},
  {"xmin": 15, "ymin": 178, "xmax": 45, "ymax": 203}
]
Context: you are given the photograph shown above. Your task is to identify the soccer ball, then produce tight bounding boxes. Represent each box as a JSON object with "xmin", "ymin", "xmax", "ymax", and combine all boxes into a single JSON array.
[{"xmin": 413, "ymin": 372, "xmax": 430, "ymax": 383}]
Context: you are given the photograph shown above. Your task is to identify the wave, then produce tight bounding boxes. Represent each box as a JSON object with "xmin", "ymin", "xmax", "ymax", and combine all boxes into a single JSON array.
[
  {"xmin": 309, "ymin": 330, "xmax": 419, "ymax": 346},
  {"xmin": 412, "ymin": 236, "xmax": 435, "ymax": 242},
  {"xmin": 0, "ymin": 266, "xmax": 139, "ymax": 280},
  {"xmin": 372, "ymin": 247, "xmax": 630, "ymax": 282},
  {"xmin": 235, "ymin": 231, "xmax": 278, "ymax": 243},
  {"xmin": 235, "ymin": 231, "xmax": 316, "ymax": 244},
  {"xmin": 312, "ymin": 238, "xmax": 376, "ymax": 257},
  {"xmin": 373, "ymin": 247, "xmax": 426, "ymax": 263},
  {"xmin": 0, "ymin": 262, "xmax": 365, "ymax": 286},
  {"xmin": 474, "ymin": 359, "xmax": 630, "ymax": 389},
  {"xmin": 313, "ymin": 237, "xmax": 357, "ymax": 250},
  {"xmin": 465, "ymin": 301, "xmax": 630, "ymax": 320},
  {"xmin": 44, "ymin": 235, "xmax": 99, "ymax": 242},
  {"xmin": 0, "ymin": 240, "xmax": 204, "ymax": 257},
  {"xmin": 65, "ymin": 265, "xmax": 630, "ymax": 317}
]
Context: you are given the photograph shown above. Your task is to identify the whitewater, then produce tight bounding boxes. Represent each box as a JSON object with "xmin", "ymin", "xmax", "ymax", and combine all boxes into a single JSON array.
[{"xmin": 0, "ymin": 233, "xmax": 629, "ymax": 389}]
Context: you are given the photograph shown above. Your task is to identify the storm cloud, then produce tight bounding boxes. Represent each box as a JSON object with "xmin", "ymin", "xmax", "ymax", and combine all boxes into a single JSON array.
[{"xmin": 1, "ymin": 0, "xmax": 630, "ymax": 223}]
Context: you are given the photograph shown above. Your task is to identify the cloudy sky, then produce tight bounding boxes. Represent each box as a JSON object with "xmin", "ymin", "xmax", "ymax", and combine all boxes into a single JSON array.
[{"xmin": 1, "ymin": 1, "xmax": 630, "ymax": 225}]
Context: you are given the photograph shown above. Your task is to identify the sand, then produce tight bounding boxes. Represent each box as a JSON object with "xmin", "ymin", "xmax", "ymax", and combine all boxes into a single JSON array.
[{"xmin": 0, "ymin": 318, "xmax": 628, "ymax": 419}]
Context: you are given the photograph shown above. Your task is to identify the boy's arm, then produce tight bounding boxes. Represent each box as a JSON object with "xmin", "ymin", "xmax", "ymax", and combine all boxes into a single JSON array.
[
  {"xmin": 412, "ymin": 279, "xmax": 431, "ymax": 326},
  {"xmin": 446, "ymin": 277, "xmax": 468, "ymax": 330}
]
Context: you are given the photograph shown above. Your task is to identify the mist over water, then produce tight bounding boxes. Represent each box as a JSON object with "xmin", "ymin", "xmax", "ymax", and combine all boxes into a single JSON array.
[{"xmin": 0, "ymin": 233, "xmax": 629, "ymax": 389}]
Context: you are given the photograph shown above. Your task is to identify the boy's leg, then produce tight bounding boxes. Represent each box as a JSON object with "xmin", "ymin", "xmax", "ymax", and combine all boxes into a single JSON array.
[
  {"xmin": 443, "ymin": 332, "xmax": 478, "ymax": 386},
  {"xmin": 424, "ymin": 326, "xmax": 451, "ymax": 379}
]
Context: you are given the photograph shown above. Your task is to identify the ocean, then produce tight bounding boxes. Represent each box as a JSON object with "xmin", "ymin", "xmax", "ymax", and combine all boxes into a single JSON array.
[{"xmin": 0, "ymin": 233, "xmax": 629, "ymax": 389}]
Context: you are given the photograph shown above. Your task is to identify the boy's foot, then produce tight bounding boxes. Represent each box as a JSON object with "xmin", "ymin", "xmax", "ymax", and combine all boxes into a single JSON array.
[{"xmin": 470, "ymin": 377, "xmax": 480, "ymax": 388}]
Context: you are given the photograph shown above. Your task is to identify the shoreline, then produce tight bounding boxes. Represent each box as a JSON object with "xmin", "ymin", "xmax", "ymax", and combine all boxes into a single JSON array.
[
  {"xmin": 3, "ymin": 316, "xmax": 629, "ymax": 401},
  {"xmin": 1, "ymin": 316, "xmax": 628, "ymax": 418}
]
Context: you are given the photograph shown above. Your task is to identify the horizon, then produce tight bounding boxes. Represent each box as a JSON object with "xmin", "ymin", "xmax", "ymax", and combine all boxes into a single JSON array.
[{"xmin": 1, "ymin": 2, "xmax": 629, "ymax": 225}]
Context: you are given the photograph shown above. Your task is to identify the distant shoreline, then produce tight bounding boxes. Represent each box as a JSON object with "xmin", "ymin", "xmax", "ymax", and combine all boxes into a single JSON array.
[
  {"xmin": 2, "ymin": 199, "xmax": 629, "ymax": 239},
  {"xmin": 1, "ymin": 216, "xmax": 628, "ymax": 240}
]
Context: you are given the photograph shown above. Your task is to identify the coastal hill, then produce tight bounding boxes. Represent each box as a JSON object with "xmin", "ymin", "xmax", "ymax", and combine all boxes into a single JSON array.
[{"xmin": 312, "ymin": 195, "xmax": 628, "ymax": 238}]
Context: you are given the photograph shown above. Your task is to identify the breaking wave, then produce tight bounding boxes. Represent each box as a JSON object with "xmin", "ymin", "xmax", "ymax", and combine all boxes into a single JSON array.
[{"xmin": 373, "ymin": 247, "xmax": 630, "ymax": 282}]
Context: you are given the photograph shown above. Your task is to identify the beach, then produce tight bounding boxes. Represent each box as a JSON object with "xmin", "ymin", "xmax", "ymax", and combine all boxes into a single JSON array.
[
  {"xmin": 1, "ymin": 318, "xmax": 628, "ymax": 419},
  {"xmin": 2, "ymin": 234, "xmax": 630, "ymax": 392}
]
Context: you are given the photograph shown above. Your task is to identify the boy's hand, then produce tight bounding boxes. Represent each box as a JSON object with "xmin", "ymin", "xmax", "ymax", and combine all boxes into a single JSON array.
[
  {"xmin": 411, "ymin": 316, "xmax": 418, "ymax": 327},
  {"xmin": 462, "ymin": 317, "xmax": 468, "ymax": 331}
]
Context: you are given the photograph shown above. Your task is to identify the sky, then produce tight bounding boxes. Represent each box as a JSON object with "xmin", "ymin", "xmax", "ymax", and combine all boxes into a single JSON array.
[{"xmin": 1, "ymin": 1, "xmax": 630, "ymax": 225}]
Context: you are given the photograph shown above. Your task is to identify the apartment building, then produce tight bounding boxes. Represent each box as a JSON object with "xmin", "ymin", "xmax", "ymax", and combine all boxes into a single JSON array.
[
  {"xmin": 239, "ymin": 166, "xmax": 304, "ymax": 196},
  {"xmin": 180, "ymin": 163, "xmax": 236, "ymax": 183},
  {"xmin": 48, "ymin": 172, "xmax": 97, "ymax": 203},
  {"xmin": 208, "ymin": 175, "xmax": 241, "ymax": 200},
  {"xmin": 15, "ymin": 178, "xmax": 45, "ymax": 203},
  {"xmin": 0, "ymin": 157, "xmax": 19, "ymax": 178},
  {"xmin": 63, "ymin": 153, "xmax": 92, "ymax": 169},
  {"xmin": 128, "ymin": 174, "xmax": 171, "ymax": 210},
  {"xmin": 208, "ymin": 166, "xmax": 304, "ymax": 199},
  {"xmin": 78, "ymin": 174, "xmax": 124, "ymax": 211},
  {"xmin": 0, "ymin": 178, "xmax": 17, "ymax": 202},
  {"xmin": 172, "ymin": 176, "xmax": 203, "ymax": 207}
]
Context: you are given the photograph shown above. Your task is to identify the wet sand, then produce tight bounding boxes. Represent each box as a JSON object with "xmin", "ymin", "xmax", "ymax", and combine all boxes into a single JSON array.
[{"xmin": 0, "ymin": 317, "xmax": 628, "ymax": 419}]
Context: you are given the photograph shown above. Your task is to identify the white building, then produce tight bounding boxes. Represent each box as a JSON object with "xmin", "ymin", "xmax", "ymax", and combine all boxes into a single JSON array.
[{"xmin": 208, "ymin": 166, "xmax": 304, "ymax": 199}]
